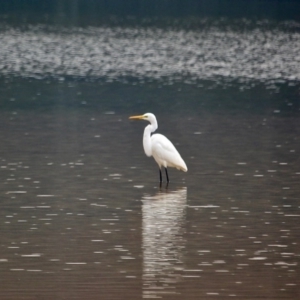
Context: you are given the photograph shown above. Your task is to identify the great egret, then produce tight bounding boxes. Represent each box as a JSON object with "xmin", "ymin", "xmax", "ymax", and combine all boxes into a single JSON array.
[{"xmin": 129, "ymin": 113, "xmax": 187, "ymax": 182}]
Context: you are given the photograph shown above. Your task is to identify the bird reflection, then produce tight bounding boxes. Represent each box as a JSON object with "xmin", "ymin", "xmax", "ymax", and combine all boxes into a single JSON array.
[{"xmin": 142, "ymin": 187, "xmax": 187, "ymax": 298}]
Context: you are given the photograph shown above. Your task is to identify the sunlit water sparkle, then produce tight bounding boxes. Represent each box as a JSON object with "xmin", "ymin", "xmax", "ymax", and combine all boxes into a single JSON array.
[{"xmin": 0, "ymin": 19, "xmax": 300, "ymax": 85}]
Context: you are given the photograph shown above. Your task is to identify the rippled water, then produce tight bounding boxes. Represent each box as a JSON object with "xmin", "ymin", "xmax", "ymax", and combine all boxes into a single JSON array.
[
  {"xmin": 1, "ymin": 100, "xmax": 299, "ymax": 299},
  {"xmin": 0, "ymin": 19, "xmax": 300, "ymax": 83},
  {"xmin": 0, "ymin": 17, "xmax": 300, "ymax": 300}
]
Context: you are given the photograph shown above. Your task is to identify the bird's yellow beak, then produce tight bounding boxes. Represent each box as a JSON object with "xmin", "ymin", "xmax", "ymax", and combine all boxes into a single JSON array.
[{"xmin": 129, "ymin": 115, "xmax": 145, "ymax": 120}]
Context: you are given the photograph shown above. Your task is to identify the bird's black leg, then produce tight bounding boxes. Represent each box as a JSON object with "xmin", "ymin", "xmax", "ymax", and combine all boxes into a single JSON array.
[
  {"xmin": 159, "ymin": 169, "xmax": 162, "ymax": 183},
  {"xmin": 165, "ymin": 167, "xmax": 169, "ymax": 183}
]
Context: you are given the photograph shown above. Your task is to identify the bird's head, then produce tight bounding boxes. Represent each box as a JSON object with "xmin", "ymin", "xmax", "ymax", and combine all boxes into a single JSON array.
[{"xmin": 129, "ymin": 113, "xmax": 156, "ymax": 124}]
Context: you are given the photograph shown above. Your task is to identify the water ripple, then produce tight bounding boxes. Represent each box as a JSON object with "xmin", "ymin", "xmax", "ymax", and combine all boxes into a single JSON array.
[{"xmin": 0, "ymin": 21, "xmax": 299, "ymax": 83}]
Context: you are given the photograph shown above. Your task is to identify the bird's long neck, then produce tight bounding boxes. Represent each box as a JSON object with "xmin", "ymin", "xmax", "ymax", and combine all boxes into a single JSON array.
[{"xmin": 143, "ymin": 122, "xmax": 157, "ymax": 157}]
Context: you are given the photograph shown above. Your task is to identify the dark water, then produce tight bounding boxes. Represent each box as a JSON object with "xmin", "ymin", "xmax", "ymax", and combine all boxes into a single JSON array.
[
  {"xmin": 1, "ymin": 0, "xmax": 300, "ymax": 21},
  {"xmin": 0, "ymin": 13, "xmax": 300, "ymax": 300}
]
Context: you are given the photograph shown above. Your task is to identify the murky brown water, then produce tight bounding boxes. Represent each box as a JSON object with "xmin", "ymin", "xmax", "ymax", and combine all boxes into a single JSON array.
[{"xmin": 1, "ymin": 92, "xmax": 299, "ymax": 299}]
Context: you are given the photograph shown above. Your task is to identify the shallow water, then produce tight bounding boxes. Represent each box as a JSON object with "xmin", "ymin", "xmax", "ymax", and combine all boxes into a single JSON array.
[
  {"xmin": 0, "ymin": 16, "xmax": 300, "ymax": 300},
  {"xmin": 1, "ymin": 87, "xmax": 299, "ymax": 299}
]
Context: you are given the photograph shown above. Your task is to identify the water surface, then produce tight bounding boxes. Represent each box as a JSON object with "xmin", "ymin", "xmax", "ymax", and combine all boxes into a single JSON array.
[
  {"xmin": 0, "ymin": 17, "xmax": 300, "ymax": 300},
  {"xmin": 1, "ymin": 95, "xmax": 299, "ymax": 299}
]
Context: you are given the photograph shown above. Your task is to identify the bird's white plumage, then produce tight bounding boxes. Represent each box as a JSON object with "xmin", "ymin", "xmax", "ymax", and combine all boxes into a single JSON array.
[
  {"xmin": 151, "ymin": 133, "xmax": 187, "ymax": 171},
  {"xmin": 129, "ymin": 113, "xmax": 187, "ymax": 173}
]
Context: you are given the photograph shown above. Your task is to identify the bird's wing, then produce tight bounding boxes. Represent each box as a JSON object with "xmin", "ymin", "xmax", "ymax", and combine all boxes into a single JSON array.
[{"xmin": 151, "ymin": 134, "xmax": 187, "ymax": 171}]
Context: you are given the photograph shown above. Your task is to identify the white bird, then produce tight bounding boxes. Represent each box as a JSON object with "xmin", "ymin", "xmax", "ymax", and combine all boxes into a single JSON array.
[{"xmin": 129, "ymin": 113, "xmax": 187, "ymax": 183}]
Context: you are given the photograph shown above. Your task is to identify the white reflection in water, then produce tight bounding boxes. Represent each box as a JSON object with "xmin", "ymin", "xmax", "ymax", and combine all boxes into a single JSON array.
[{"xmin": 142, "ymin": 188, "xmax": 187, "ymax": 298}]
